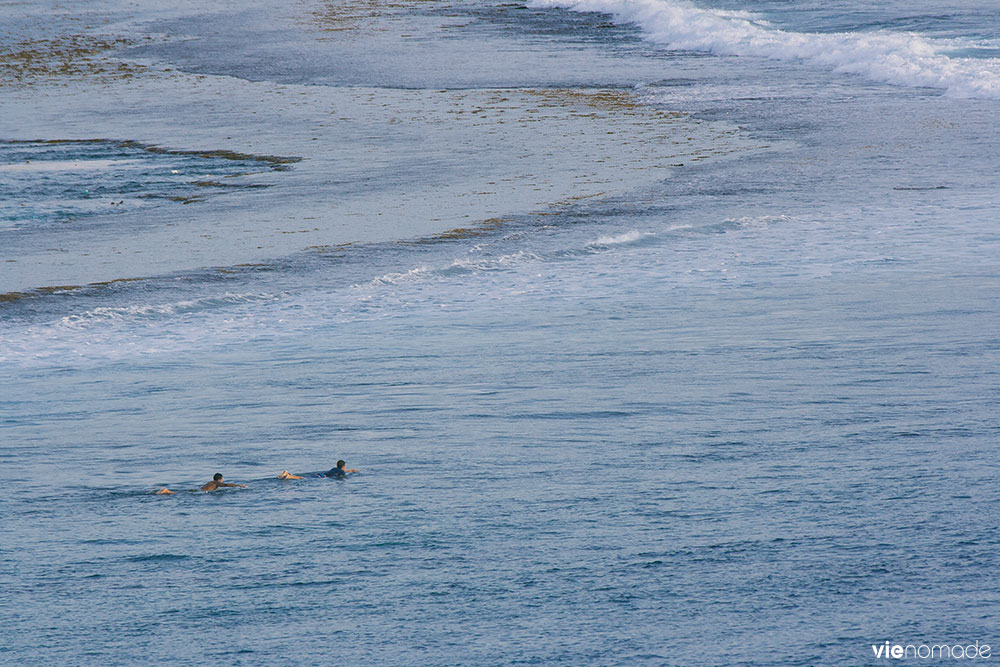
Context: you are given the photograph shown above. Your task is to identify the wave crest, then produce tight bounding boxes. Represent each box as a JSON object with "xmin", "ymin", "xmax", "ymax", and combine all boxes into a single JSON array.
[{"xmin": 528, "ymin": 0, "xmax": 1000, "ymax": 98}]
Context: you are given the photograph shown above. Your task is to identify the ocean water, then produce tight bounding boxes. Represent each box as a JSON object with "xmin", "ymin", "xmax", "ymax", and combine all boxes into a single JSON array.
[{"xmin": 1, "ymin": 0, "xmax": 998, "ymax": 664}]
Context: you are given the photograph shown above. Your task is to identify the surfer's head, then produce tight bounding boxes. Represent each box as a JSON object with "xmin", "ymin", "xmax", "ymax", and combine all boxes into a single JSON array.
[
  {"xmin": 213, "ymin": 473, "xmax": 224, "ymax": 482},
  {"xmin": 336, "ymin": 460, "xmax": 346, "ymax": 469}
]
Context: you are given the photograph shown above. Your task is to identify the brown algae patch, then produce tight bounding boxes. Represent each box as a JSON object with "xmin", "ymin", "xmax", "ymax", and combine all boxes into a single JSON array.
[
  {"xmin": 524, "ymin": 88, "xmax": 687, "ymax": 121},
  {"xmin": 0, "ymin": 291, "xmax": 28, "ymax": 303},
  {"xmin": 0, "ymin": 265, "xmax": 282, "ymax": 304},
  {"xmin": 306, "ymin": 243, "xmax": 356, "ymax": 255},
  {"xmin": 0, "ymin": 280, "xmax": 140, "ymax": 304},
  {"xmin": 117, "ymin": 142, "xmax": 302, "ymax": 170},
  {"xmin": 309, "ymin": 0, "xmax": 442, "ymax": 33},
  {"xmin": 405, "ymin": 217, "xmax": 509, "ymax": 245},
  {"xmin": 1, "ymin": 34, "xmax": 148, "ymax": 86},
  {"xmin": 193, "ymin": 180, "xmax": 272, "ymax": 189},
  {"xmin": 5, "ymin": 138, "xmax": 298, "ymax": 215},
  {"xmin": 35, "ymin": 285, "xmax": 84, "ymax": 295},
  {"xmin": 10, "ymin": 139, "xmax": 301, "ymax": 170},
  {"xmin": 87, "ymin": 277, "xmax": 147, "ymax": 288}
]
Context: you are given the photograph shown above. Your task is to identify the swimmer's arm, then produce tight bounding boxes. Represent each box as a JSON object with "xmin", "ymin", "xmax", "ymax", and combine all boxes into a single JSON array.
[
  {"xmin": 155, "ymin": 488, "xmax": 175, "ymax": 495},
  {"xmin": 218, "ymin": 482, "xmax": 248, "ymax": 488},
  {"xmin": 345, "ymin": 469, "xmax": 359, "ymax": 473}
]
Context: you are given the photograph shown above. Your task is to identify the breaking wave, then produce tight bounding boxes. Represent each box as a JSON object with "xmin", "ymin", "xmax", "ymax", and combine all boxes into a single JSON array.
[{"xmin": 527, "ymin": 0, "xmax": 1000, "ymax": 98}]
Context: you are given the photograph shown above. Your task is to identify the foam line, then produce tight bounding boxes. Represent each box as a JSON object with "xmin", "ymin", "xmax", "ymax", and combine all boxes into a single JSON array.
[{"xmin": 527, "ymin": 0, "xmax": 1000, "ymax": 98}]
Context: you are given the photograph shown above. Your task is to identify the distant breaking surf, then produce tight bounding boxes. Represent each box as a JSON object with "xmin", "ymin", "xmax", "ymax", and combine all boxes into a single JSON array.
[{"xmin": 527, "ymin": 0, "xmax": 1000, "ymax": 98}]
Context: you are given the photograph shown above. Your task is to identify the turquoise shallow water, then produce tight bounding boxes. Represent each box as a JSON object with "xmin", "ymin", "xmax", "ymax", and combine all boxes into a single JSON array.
[{"xmin": 2, "ymin": 0, "xmax": 999, "ymax": 664}]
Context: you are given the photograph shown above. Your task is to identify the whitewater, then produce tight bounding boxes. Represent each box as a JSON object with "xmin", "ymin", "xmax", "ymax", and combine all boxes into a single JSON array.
[{"xmin": 529, "ymin": 0, "xmax": 1000, "ymax": 97}]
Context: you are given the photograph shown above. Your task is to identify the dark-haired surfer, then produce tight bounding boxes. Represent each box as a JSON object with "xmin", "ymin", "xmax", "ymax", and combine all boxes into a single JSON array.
[
  {"xmin": 201, "ymin": 472, "xmax": 247, "ymax": 491},
  {"xmin": 278, "ymin": 460, "xmax": 359, "ymax": 480},
  {"xmin": 154, "ymin": 472, "xmax": 246, "ymax": 494}
]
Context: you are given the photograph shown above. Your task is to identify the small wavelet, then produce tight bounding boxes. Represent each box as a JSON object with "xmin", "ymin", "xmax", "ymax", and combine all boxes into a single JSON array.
[
  {"xmin": 589, "ymin": 230, "xmax": 648, "ymax": 246},
  {"xmin": 369, "ymin": 265, "xmax": 432, "ymax": 286},
  {"xmin": 126, "ymin": 553, "xmax": 191, "ymax": 563},
  {"xmin": 57, "ymin": 292, "xmax": 280, "ymax": 327},
  {"xmin": 527, "ymin": 0, "xmax": 1000, "ymax": 98},
  {"xmin": 365, "ymin": 250, "xmax": 543, "ymax": 288}
]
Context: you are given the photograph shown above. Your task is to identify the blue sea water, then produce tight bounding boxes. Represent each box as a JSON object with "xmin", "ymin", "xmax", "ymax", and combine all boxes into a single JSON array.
[{"xmin": 2, "ymin": 0, "xmax": 999, "ymax": 664}]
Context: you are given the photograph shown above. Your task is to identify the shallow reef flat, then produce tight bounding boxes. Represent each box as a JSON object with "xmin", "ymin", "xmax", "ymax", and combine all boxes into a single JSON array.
[{"xmin": 1, "ymin": 4, "xmax": 758, "ymax": 294}]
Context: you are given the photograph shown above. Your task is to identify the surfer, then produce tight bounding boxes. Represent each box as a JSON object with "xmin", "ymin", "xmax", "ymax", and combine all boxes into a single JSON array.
[
  {"xmin": 201, "ymin": 473, "xmax": 248, "ymax": 491},
  {"xmin": 326, "ymin": 460, "xmax": 358, "ymax": 478},
  {"xmin": 278, "ymin": 460, "xmax": 358, "ymax": 480},
  {"xmin": 152, "ymin": 472, "xmax": 246, "ymax": 494}
]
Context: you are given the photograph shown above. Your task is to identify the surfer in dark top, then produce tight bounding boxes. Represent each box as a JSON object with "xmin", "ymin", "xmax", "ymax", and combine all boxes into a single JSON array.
[{"xmin": 278, "ymin": 460, "xmax": 358, "ymax": 480}]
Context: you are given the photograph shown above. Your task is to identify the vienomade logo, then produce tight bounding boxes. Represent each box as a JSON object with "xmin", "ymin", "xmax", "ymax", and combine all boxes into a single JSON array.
[{"xmin": 872, "ymin": 641, "xmax": 992, "ymax": 660}]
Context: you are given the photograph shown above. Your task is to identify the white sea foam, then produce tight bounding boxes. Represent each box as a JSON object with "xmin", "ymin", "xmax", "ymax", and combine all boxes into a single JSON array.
[
  {"xmin": 590, "ymin": 230, "xmax": 647, "ymax": 246},
  {"xmin": 368, "ymin": 251, "xmax": 543, "ymax": 287},
  {"xmin": 0, "ymin": 298, "xmax": 276, "ymax": 366},
  {"xmin": 527, "ymin": 0, "xmax": 1000, "ymax": 98},
  {"xmin": 369, "ymin": 266, "xmax": 432, "ymax": 286},
  {"xmin": 56, "ymin": 292, "xmax": 279, "ymax": 327}
]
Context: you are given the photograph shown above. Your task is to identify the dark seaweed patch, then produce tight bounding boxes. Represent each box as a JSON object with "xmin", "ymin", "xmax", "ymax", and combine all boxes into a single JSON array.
[
  {"xmin": 1, "ymin": 138, "xmax": 300, "ymax": 234},
  {"xmin": 1, "ymin": 34, "xmax": 148, "ymax": 86},
  {"xmin": 404, "ymin": 217, "xmax": 508, "ymax": 245}
]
